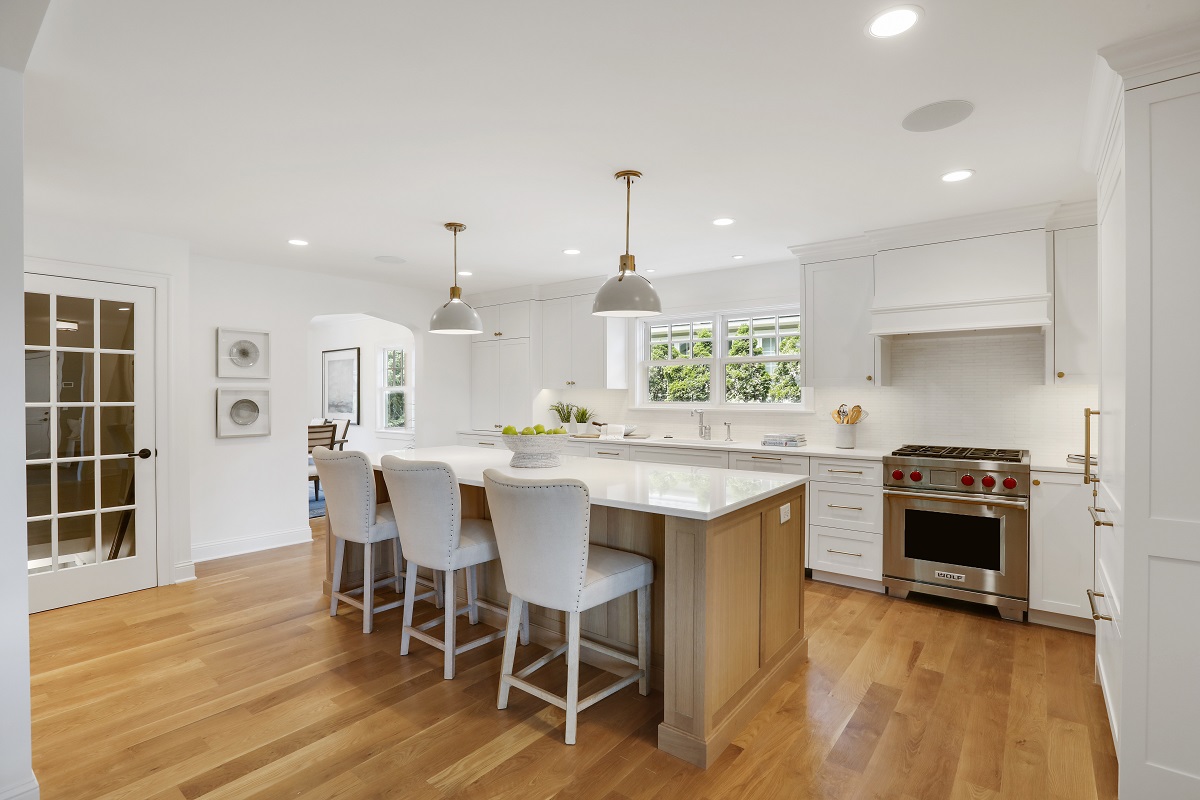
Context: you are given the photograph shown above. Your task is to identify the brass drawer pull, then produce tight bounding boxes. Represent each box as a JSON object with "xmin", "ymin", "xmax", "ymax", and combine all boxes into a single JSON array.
[
  {"xmin": 827, "ymin": 469, "xmax": 864, "ymax": 475},
  {"xmin": 478, "ymin": 442, "xmax": 496, "ymax": 447},
  {"xmin": 751, "ymin": 456, "xmax": 782, "ymax": 461},
  {"xmin": 827, "ymin": 549, "xmax": 863, "ymax": 557},
  {"xmin": 827, "ymin": 504, "xmax": 864, "ymax": 511},
  {"xmin": 1088, "ymin": 506, "xmax": 1113, "ymax": 527},
  {"xmin": 1087, "ymin": 589, "xmax": 1112, "ymax": 621},
  {"xmin": 596, "ymin": 451, "xmax": 621, "ymax": 456}
]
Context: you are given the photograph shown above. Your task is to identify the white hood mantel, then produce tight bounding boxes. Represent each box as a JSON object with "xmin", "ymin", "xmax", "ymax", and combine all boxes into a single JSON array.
[{"xmin": 790, "ymin": 203, "xmax": 1071, "ymax": 337}]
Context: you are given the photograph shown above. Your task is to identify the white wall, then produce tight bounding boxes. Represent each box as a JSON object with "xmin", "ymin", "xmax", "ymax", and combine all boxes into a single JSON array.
[
  {"xmin": 307, "ymin": 314, "xmax": 417, "ymax": 452},
  {"xmin": 1, "ymin": 64, "xmax": 40, "ymax": 800},
  {"xmin": 189, "ymin": 255, "xmax": 467, "ymax": 562}
]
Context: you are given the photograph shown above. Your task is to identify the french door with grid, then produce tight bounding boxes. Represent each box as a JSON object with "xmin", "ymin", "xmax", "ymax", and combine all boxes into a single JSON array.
[{"xmin": 24, "ymin": 273, "xmax": 158, "ymax": 613}]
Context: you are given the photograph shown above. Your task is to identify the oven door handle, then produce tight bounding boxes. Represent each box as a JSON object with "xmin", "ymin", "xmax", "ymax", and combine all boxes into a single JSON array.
[{"xmin": 883, "ymin": 488, "xmax": 1029, "ymax": 510}]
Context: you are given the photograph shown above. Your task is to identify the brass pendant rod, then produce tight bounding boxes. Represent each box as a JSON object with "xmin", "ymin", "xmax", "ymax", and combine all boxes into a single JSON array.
[
  {"xmin": 452, "ymin": 227, "xmax": 458, "ymax": 290},
  {"xmin": 625, "ymin": 174, "xmax": 631, "ymax": 257}
]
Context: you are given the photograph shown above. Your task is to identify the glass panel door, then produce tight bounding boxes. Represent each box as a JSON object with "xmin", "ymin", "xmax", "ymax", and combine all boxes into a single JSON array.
[{"xmin": 24, "ymin": 274, "xmax": 157, "ymax": 613}]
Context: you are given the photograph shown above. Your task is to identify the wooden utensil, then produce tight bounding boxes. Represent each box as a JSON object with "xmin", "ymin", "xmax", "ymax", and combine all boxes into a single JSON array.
[{"xmin": 831, "ymin": 410, "xmax": 842, "ymax": 424}]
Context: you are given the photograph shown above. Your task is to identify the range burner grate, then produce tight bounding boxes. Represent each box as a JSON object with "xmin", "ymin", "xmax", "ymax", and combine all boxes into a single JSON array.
[{"xmin": 891, "ymin": 444, "xmax": 1025, "ymax": 463}]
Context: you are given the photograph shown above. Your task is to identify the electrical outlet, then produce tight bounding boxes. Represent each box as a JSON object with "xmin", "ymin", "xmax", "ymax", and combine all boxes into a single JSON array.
[{"xmin": 779, "ymin": 503, "xmax": 791, "ymax": 524}]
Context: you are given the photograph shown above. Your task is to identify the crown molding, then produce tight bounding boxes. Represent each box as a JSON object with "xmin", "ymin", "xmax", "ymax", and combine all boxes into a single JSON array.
[
  {"xmin": 1099, "ymin": 21, "xmax": 1200, "ymax": 89},
  {"xmin": 1080, "ymin": 57, "xmax": 1124, "ymax": 175},
  {"xmin": 787, "ymin": 236, "xmax": 873, "ymax": 264},
  {"xmin": 865, "ymin": 202, "xmax": 1060, "ymax": 252},
  {"xmin": 1047, "ymin": 200, "xmax": 1098, "ymax": 230}
]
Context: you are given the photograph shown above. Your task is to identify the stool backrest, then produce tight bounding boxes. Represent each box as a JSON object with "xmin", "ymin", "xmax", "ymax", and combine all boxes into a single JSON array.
[
  {"xmin": 312, "ymin": 448, "xmax": 378, "ymax": 544},
  {"xmin": 482, "ymin": 469, "xmax": 591, "ymax": 612},
  {"xmin": 379, "ymin": 457, "xmax": 460, "ymax": 570}
]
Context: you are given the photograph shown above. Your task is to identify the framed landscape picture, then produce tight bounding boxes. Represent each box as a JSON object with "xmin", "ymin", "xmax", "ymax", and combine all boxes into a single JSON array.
[{"xmin": 321, "ymin": 347, "xmax": 360, "ymax": 425}]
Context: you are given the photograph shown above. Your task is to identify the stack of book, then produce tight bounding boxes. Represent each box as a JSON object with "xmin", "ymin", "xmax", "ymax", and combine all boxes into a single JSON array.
[{"xmin": 760, "ymin": 433, "xmax": 806, "ymax": 448}]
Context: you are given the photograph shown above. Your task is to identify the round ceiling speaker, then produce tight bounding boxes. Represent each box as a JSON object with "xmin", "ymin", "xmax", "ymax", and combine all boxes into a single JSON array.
[{"xmin": 902, "ymin": 100, "xmax": 975, "ymax": 132}]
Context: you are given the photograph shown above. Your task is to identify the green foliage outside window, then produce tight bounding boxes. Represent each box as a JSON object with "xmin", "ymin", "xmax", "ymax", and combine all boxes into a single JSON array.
[
  {"xmin": 646, "ymin": 321, "xmax": 802, "ymax": 404},
  {"xmin": 385, "ymin": 391, "xmax": 406, "ymax": 428}
]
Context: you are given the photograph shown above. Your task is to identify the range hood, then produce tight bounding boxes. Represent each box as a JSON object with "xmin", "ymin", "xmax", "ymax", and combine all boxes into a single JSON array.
[{"xmin": 869, "ymin": 229, "xmax": 1051, "ymax": 336}]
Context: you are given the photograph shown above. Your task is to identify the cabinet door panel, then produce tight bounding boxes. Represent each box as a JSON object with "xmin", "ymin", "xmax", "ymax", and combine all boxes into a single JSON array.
[
  {"xmin": 570, "ymin": 294, "xmax": 605, "ymax": 389},
  {"xmin": 541, "ymin": 297, "xmax": 572, "ymax": 388},
  {"xmin": 497, "ymin": 339, "xmax": 529, "ymax": 428},
  {"xmin": 1053, "ymin": 226, "xmax": 1099, "ymax": 384},
  {"xmin": 805, "ymin": 257, "xmax": 876, "ymax": 387},
  {"xmin": 1029, "ymin": 471, "xmax": 1093, "ymax": 618},
  {"xmin": 498, "ymin": 301, "xmax": 530, "ymax": 339},
  {"xmin": 472, "ymin": 306, "xmax": 499, "ymax": 341},
  {"xmin": 470, "ymin": 341, "xmax": 499, "ymax": 431}
]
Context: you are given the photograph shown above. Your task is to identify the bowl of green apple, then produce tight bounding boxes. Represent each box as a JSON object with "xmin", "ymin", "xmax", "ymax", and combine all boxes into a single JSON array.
[{"xmin": 499, "ymin": 424, "xmax": 570, "ymax": 468}]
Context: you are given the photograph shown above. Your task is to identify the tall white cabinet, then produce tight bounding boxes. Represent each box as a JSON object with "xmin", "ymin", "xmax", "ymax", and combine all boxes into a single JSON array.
[
  {"xmin": 468, "ymin": 301, "xmax": 539, "ymax": 431},
  {"xmin": 1091, "ymin": 29, "xmax": 1200, "ymax": 798},
  {"xmin": 802, "ymin": 257, "xmax": 883, "ymax": 388}
]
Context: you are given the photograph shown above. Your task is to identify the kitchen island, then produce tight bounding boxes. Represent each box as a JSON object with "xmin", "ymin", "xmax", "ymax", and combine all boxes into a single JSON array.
[{"xmin": 325, "ymin": 445, "xmax": 808, "ymax": 768}]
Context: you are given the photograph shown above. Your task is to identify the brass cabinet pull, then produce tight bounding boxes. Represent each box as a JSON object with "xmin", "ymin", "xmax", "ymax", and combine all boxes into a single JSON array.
[
  {"xmin": 1083, "ymin": 408, "xmax": 1100, "ymax": 485},
  {"xmin": 827, "ymin": 469, "xmax": 864, "ymax": 475},
  {"xmin": 478, "ymin": 442, "xmax": 495, "ymax": 447},
  {"xmin": 1087, "ymin": 589, "xmax": 1113, "ymax": 621},
  {"xmin": 1032, "ymin": 479, "xmax": 1041, "ymax": 486},
  {"xmin": 827, "ymin": 504, "xmax": 864, "ymax": 511},
  {"xmin": 1088, "ymin": 506, "xmax": 1114, "ymax": 527},
  {"xmin": 827, "ymin": 549, "xmax": 863, "ymax": 557},
  {"xmin": 751, "ymin": 455, "xmax": 782, "ymax": 461},
  {"xmin": 596, "ymin": 451, "xmax": 620, "ymax": 456},
  {"xmin": 1057, "ymin": 371, "xmax": 1065, "ymax": 378},
  {"xmin": 866, "ymin": 375, "xmax": 873, "ymax": 382}
]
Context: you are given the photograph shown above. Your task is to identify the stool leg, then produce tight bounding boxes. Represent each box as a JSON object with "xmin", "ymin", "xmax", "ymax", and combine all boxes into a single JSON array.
[
  {"xmin": 363, "ymin": 540, "xmax": 375, "ymax": 634},
  {"xmin": 565, "ymin": 611, "xmax": 581, "ymax": 745},
  {"xmin": 433, "ymin": 570, "xmax": 444, "ymax": 609},
  {"xmin": 466, "ymin": 564, "xmax": 480, "ymax": 625},
  {"xmin": 400, "ymin": 560, "xmax": 418, "ymax": 656},
  {"xmin": 637, "ymin": 585, "xmax": 651, "ymax": 696},
  {"xmin": 392, "ymin": 539, "xmax": 403, "ymax": 594},
  {"xmin": 497, "ymin": 596, "xmax": 524, "ymax": 709},
  {"xmin": 330, "ymin": 537, "xmax": 346, "ymax": 617},
  {"xmin": 443, "ymin": 569, "xmax": 456, "ymax": 679},
  {"xmin": 520, "ymin": 600, "xmax": 530, "ymax": 646}
]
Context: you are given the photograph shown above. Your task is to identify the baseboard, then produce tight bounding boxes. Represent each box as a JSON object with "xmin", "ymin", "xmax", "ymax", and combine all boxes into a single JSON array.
[
  {"xmin": 191, "ymin": 526, "xmax": 313, "ymax": 563},
  {"xmin": 0, "ymin": 774, "xmax": 40, "ymax": 800},
  {"xmin": 1029, "ymin": 609, "xmax": 1095, "ymax": 634},
  {"xmin": 173, "ymin": 560, "xmax": 197, "ymax": 583},
  {"xmin": 810, "ymin": 570, "xmax": 886, "ymax": 594}
]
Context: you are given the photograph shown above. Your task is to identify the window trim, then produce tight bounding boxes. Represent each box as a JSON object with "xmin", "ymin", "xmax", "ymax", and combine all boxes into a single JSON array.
[
  {"xmin": 635, "ymin": 306, "xmax": 811, "ymax": 412},
  {"xmin": 377, "ymin": 345, "xmax": 414, "ymax": 436}
]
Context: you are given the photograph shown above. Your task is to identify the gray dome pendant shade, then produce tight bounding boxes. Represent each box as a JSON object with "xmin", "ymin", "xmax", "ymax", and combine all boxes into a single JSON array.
[
  {"xmin": 429, "ymin": 222, "xmax": 484, "ymax": 335},
  {"xmin": 593, "ymin": 170, "xmax": 662, "ymax": 317}
]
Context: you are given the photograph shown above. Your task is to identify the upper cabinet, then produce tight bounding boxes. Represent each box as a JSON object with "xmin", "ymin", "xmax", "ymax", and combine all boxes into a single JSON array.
[
  {"xmin": 1049, "ymin": 226, "xmax": 1098, "ymax": 384},
  {"xmin": 804, "ymin": 257, "xmax": 882, "ymax": 388},
  {"xmin": 540, "ymin": 295, "xmax": 627, "ymax": 390},
  {"xmin": 472, "ymin": 301, "xmax": 531, "ymax": 341}
]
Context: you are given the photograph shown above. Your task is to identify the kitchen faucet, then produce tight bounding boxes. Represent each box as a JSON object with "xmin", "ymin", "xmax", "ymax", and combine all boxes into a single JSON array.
[{"xmin": 691, "ymin": 409, "xmax": 711, "ymax": 440}]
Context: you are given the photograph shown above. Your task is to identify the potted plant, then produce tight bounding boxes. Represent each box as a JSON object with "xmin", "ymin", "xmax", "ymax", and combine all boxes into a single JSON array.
[
  {"xmin": 572, "ymin": 405, "xmax": 596, "ymax": 435},
  {"xmin": 549, "ymin": 401, "xmax": 576, "ymax": 433}
]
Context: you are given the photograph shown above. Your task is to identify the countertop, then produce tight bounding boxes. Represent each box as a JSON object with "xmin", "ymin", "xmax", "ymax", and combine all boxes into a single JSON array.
[
  {"xmin": 372, "ymin": 446, "xmax": 808, "ymax": 521},
  {"xmin": 458, "ymin": 430, "xmax": 889, "ymax": 461},
  {"xmin": 1029, "ymin": 453, "xmax": 1087, "ymax": 474}
]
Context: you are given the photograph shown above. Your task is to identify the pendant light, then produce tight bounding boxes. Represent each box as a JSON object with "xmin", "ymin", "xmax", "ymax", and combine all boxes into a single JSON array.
[
  {"xmin": 593, "ymin": 170, "xmax": 663, "ymax": 317},
  {"xmin": 429, "ymin": 222, "xmax": 484, "ymax": 335}
]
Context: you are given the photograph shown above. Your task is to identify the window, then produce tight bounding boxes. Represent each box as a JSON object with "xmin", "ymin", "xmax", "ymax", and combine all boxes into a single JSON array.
[
  {"xmin": 380, "ymin": 348, "xmax": 410, "ymax": 430},
  {"xmin": 641, "ymin": 309, "xmax": 806, "ymax": 409}
]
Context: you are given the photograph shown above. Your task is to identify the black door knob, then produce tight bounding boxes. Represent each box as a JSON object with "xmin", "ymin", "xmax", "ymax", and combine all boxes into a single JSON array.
[{"xmin": 127, "ymin": 448, "xmax": 152, "ymax": 459}]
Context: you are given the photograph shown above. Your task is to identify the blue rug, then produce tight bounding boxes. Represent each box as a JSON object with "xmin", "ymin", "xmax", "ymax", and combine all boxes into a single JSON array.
[{"xmin": 309, "ymin": 485, "xmax": 326, "ymax": 518}]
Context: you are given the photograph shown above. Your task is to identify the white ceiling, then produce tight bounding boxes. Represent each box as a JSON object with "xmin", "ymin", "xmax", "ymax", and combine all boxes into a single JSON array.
[{"xmin": 21, "ymin": 0, "xmax": 1200, "ymax": 293}]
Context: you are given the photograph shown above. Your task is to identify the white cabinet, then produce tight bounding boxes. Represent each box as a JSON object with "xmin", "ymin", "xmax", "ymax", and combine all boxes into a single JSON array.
[
  {"xmin": 469, "ymin": 338, "xmax": 533, "ymax": 431},
  {"xmin": 587, "ymin": 442, "xmax": 629, "ymax": 460},
  {"xmin": 540, "ymin": 295, "xmax": 627, "ymax": 390},
  {"xmin": 804, "ymin": 257, "xmax": 881, "ymax": 388},
  {"xmin": 809, "ymin": 457, "xmax": 884, "ymax": 486},
  {"xmin": 1028, "ymin": 471, "xmax": 1094, "ymax": 619},
  {"xmin": 560, "ymin": 440, "xmax": 590, "ymax": 457},
  {"xmin": 729, "ymin": 451, "xmax": 809, "ymax": 475},
  {"xmin": 1050, "ymin": 226, "xmax": 1099, "ymax": 384},
  {"xmin": 804, "ymin": 456, "xmax": 884, "ymax": 584},
  {"xmin": 629, "ymin": 446, "xmax": 729, "ymax": 469},
  {"xmin": 809, "ymin": 482, "xmax": 883, "ymax": 534},
  {"xmin": 810, "ymin": 526, "xmax": 884, "ymax": 582},
  {"xmin": 456, "ymin": 432, "xmax": 502, "ymax": 449},
  {"xmin": 473, "ymin": 301, "xmax": 530, "ymax": 341}
]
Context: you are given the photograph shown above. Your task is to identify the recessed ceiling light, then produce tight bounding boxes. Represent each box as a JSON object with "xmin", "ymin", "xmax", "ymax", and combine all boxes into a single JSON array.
[
  {"xmin": 712, "ymin": 218, "xmax": 735, "ymax": 226},
  {"xmin": 55, "ymin": 320, "xmax": 78, "ymax": 332},
  {"xmin": 374, "ymin": 255, "xmax": 407, "ymax": 265},
  {"xmin": 563, "ymin": 249, "xmax": 581, "ymax": 255},
  {"xmin": 646, "ymin": 269, "xmax": 657, "ymax": 273},
  {"xmin": 941, "ymin": 169, "xmax": 975, "ymax": 182},
  {"xmin": 457, "ymin": 271, "xmax": 472, "ymax": 277},
  {"xmin": 867, "ymin": 5, "xmax": 922, "ymax": 38},
  {"xmin": 287, "ymin": 239, "xmax": 309, "ymax": 246},
  {"xmin": 732, "ymin": 255, "xmax": 745, "ymax": 260},
  {"xmin": 117, "ymin": 307, "xmax": 130, "ymax": 311}
]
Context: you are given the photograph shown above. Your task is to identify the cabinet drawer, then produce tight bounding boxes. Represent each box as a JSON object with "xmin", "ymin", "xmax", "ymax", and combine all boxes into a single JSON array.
[
  {"xmin": 457, "ymin": 433, "xmax": 500, "ymax": 448},
  {"xmin": 810, "ymin": 526, "xmax": 883, "ymax": 581},
  {"xmin": 629, "ymin": 446, "xmax": 729, "ymax": 469},
  {"xmin": 588, "ymin": 443, "xmax": 629, "ymax": 460},
  {"xmin": 561, "ymin": 441, "xmax": 590, "ymax": 457},
  {"xmin": 729, "ymin": 451, "xmax": 810, "ymax": 475},
  {"xmin": 810, "ymin": 457, "xmax": 883, "ymax": 486},
  {"xmin": 810, "ymin": 481, "xmax": 883, "ymax": 533}
]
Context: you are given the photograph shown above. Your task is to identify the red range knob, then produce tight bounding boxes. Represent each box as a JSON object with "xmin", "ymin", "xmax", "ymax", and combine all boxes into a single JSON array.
[
  {"xmin": 961, "ymin": 474, "xmax": 975, "ymax": 486},
  {"xmin": 909, "ymin": 471, "xmax": 923, "ymax": 482},
  {"xmin": 892, "ymin": 469, "xmax": 904, "ymax": 480},
  {"xmin": 982, "ymin": 475, "xmax": 996, "ymax": 488},
  {"xmin": 1003, "ymin": 477, "xmax": 1017, "ymax": 490}
]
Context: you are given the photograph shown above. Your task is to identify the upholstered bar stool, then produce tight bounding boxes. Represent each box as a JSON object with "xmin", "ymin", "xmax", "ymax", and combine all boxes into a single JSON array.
[
  {"xmin": 380, "ymin": 456, "xmax": 529, "ymax": 680},
  {"xmin": 482, "ymin": 469, "xmax": 653, "ymax": 745},
  {"xmin": 312, "ymin": 448, "xmax": 404, "ymax": 633}
]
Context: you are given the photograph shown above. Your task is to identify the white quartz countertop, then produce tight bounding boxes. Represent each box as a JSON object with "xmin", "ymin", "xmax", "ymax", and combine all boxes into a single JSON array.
[
  {"xmin": 1029, "ymin": 453, "xmax": 1087, "ymax": 474},
  {"xmin": 372, "ymin": 446, "xmax": 808, "ymax": 521},
  {"xmin": 458, "ymin": 431, "xmax": 888, "ymax": 461}
]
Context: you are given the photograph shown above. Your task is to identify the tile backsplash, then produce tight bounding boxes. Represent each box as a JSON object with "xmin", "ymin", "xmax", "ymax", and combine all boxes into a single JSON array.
[{"xmin": 545, "ymin": 329, "xmax": 1096, "ymax": 460}]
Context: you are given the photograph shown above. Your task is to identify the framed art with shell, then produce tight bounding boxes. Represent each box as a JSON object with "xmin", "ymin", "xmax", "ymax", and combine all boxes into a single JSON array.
[{"xmin": 217, "ymin": 327, "xmax": 271, "ymax": 379}]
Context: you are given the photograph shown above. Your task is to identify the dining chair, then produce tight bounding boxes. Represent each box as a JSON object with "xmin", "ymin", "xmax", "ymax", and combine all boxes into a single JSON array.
[{"xmin": 307, "ymin": 423, "xmax": 338, "ymax": 499}]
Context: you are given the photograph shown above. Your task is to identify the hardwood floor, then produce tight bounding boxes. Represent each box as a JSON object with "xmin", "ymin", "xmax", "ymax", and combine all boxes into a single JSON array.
[{"xmin": 29, "ymin": 518, "xmax": 1118, "ymax": 799}]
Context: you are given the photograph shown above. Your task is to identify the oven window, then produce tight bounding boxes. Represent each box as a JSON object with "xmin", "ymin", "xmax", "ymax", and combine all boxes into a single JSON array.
[{"xmin": 903, "ymin": 509, "xmax": 1002, "ymax": 571}]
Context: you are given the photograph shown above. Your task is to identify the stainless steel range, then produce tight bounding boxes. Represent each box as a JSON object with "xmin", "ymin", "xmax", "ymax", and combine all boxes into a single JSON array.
[{"xmin": 882, "ymin": 444, "xmax": 1031, "ymax": 621}]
